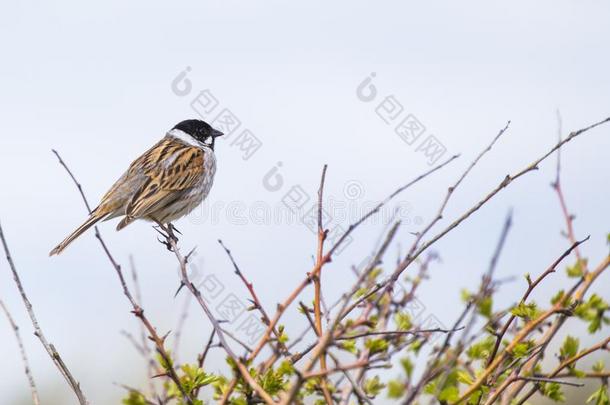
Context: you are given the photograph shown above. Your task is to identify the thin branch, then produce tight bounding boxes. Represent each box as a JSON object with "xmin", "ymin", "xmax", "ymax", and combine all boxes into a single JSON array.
[
  {"xmin": 51, "ymin": 150, "xmax": 193, "ymax": 404},
  {"xmin": 486, "ymin": 236, "xmax": 589, "ymax": 368},
  {"xmin": 385, "ymin": 116, "xmax": 610, "ymax": 309},
  {"xmin": 246, "ymin": 155, "xmax": 457, "ymax": 375},
  {"xmin": 218, "ymin": 239, "xmax": 287, "ymax": 355},
  {"xmin": 456, "ymin": 237, "xmax": 598, "ymax": 404},
  {"xmin": 115, "ymin": 384, "xmax": 158, "ymax": 405},
  {"xmin": 219, "ymin": 158, "xmax": 454, "ymax": 403},
  {"xmin": 0, "ymin": 298, "xmax": 40, "ymax": 405},
  {"xmin": 404, "ymin": 121, "xmax": 511, "ymax": 268},
  {"xmin": 516, "ymin": 376, "xmax": 584, "ymax": 388},
  {"xmin": 325, "ymin": 154, "xmax": 459, "ymax": 259},
  {"xmin": 280, "ymin": 223, "xmax": 403, "ymax": 405},
  {"xmin": 311, "ymin": 164, "xmax": 333, "ymax": 405},
  {"xmin": 0, "ymin": 222, "xmax": 88, "ymax": 404},
  {"xmin": 172, "ymin": 293, "xmax": 192, "ymax": 360},
  {"xmin": 336, "ymin": 327, "xmax": 463, "ymax": 341},
  {"xmin": 158, "ymin": 224, "xmax": 276, "ymax": 405},
  {"xmin": 551, "ymin": 109, "xmax": 584, "ymax": 264},
  {"xmin": 197, "ymin": 330, "xmax": 216, "ymax": 369},
  {"xmin": 129, "ymin": 256, "xmax": 157, "ymax": 396},
  {"xmin": 514, "ymin": 295, "xmax": 610, "ymax": 405}
]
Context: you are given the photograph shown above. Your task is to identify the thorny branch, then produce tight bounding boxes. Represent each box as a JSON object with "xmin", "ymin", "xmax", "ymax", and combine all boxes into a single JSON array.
[
  {"xmin": 0, "ymin": 222, "xmax": 88, "ymax": 404},
  {"xmin": 3, "ymin": 116, "xmax": 607, "ymax": 404},
  {"xmin": 52, "ymin": 150, "xmax": 194, "ymax": 404}
]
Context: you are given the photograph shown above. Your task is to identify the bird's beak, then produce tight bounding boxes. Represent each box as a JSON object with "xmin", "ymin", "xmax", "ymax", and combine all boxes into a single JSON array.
[{"xmin": 212, "ymin": 129, "xmax": 224, "ymax": 138}]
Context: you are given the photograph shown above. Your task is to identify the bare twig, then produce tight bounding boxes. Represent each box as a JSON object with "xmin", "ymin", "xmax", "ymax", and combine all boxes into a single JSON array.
[
  {"xmin": 551, "ymin": 110, "xmax": 584, "ymax": 264},
  {"xmin": 248, "ymin": 155, "xmax": 457, "ymax": 368},
  {"xmin": 158, "ymin": 224, "xmax": 276, "ymax": 405},
  {"xmin": 218, "ymin": 157, "xmax": 455, "ymax": 404},
  {"xmin": 336, "ymin": 327, "xmax": 463, "ymax": 340},
  {"xmin": 516, "ymin": 376, "xmax": 584, "ymax": 387},
  {"xmin": 486, "ymin": 236, "xmax": 589, "ymax": 368},
  {"xmin": 0, "ymin": 298, "xmax": 40, "ymax": 405},
  {"xmin": 456, "ymin": 237, "xmax": 597, "ymax": 404},
  {"xmin": 218, "ymin": 239, "xmax": 287, "ymax": 355},
  {"xmin": 172, "ymin": 293, "xmax": 193, "ymax": 360},
  {"xmin": 197, "ymin": 329, "xmax": 216, "ymax": 369},
  {"xmin": 0, "ymin": 222, "xmax": 88, "ymax": 404},
  {"xmin": 514, "ymin": 336, "xmax": 610, "ymax": 405},
  {"xmin": 280, "ymin": 222, "xmax": 403, "ymax": 405},
  {"xmin": 385, "ymin": 116, "xmax": 610, "ymax": 306},
  {"xmin": 52, "ymin": 150, "xmax": 193, "ymax": 404},
  {"xmin": 129, "ymin": 256, "xmax": 157, "ymax": 396},
  {"xmin": 312, "ymin": 164, "xmax": 333, "ymax": 405}
]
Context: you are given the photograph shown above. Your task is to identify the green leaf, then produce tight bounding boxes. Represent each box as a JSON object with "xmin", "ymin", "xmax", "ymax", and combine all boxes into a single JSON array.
[
  {"xmin": 560, "ymin": 336, "xmax": 579, "ymax": 360},
  {"xmin": 467, "ymin": 388, "xmax": 485, "ymax": 405},
  {"xmin": 540, "ymin": 382, "xmax": 565, "ymax": 402},
  {"xmin": 368, "ymin": 267, "xmax": 383, "ymax": 281},
  {"xmin": 587, "ymin": 386, "xmax": 610, "ymax": 405},
  {"xmin": 478, "ymin": 296, "xmax": 493, "ymax": 319},
  {"xmin": 461, "ymin": 289, "xmax": 472, "ymax": 303},
  {"xmin": 593, "ymin": 361, "xmax": 605, "ymax": 373},
  {"xmin": 303, "ymin": 377, "xmax": 321, "ymax": 395},
  {"xmin": 278, "ymin": 331, "xmax": 289, "ymax": 344},
  {"xmin": 387, "ymin": 380, "xmax": 405, "ymax": 399},
  {"xmin": 363, "ymin": 376, "xmax": 385, "ymax": 397},
  {"xmin": 575, "ymin": 294, "xmax": 609, "ymax": 334},
  {"xmin": 339, "ymin": 339, "xmax": 358, "ymax": 355},
  {"xmin": 571, "ymin": 368, "xmax": 587, "ymax": 378},
  {"xmin": 354, "ymin": 287, "xmax": 369, "ymax": 298},
  {"xmin": 423, "ymin": 380, "xmax": 436, "ymax": 395},
  {"xmin": 365, "ymin": 338, "xmax": 389, "ymax": 355},
  {"xmin": 511, "ymin": 340, "xmax": 535, "ymax": 359},
  {"xmin": 258, "ymin": 367, "xmax": 288, "ymax": 396},
  {"xmin": 171, "ymin": 364, "xmax": 218, "ymax": 398},
  {"xmin": 457, "ymin": 370, "xmax": 474, "ymax": 386},
  {"xmin": 122, "ymin": 391, "xmax": 147, "ymax": 405},
  {"xmin": 409, "ymin": 340, "xmax": 423, "ymax": 354},
  {"xmin": 157, "ymin": 352, "xmax": 174, "ymax": 372},
  {"xmin": 395, "ymin": 312, "xmax": 413, "ymax": 331},
  {"xmin": 212, "ymin": 375, "xmax": 229, "ymax": 400},
  {"xmin": 566, "ymin": 259, "xmax": 587, "ymax": 278},
  {"xmin": 277, "ymin": 360, "xmax": 294, "ymax": 377},
  {"xmin": 400, "ymin": 358, "xmax": 414, "ymax": 378},
  {"xmin": 438, "ymin": 386, "xmax": 460, "ymax": 402},
  {"xmin": 551, "ymin": 290, "xmax": 566, "ymax": 305},
  {"xmin": 511, "ymin": 302, "xmax": 540, "ymax": 319},
  {"xmin": 466, "ymin": 336, "xmax": 496, "ymax": 360},
  {"xmin": 589, "ymin": 294, "xmax": 609, "ymax": 311}
]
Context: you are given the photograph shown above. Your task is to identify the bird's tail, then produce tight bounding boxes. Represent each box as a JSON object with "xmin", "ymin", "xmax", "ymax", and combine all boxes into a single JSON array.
[{"xmin": 49, "ymin": 212, "xmax": 104, "ymax": 256}]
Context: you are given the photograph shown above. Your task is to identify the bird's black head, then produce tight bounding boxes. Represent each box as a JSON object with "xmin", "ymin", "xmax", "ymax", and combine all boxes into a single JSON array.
[{"xmin": 172, "ymin": 119, "xmax": 224, "ymax": 149}]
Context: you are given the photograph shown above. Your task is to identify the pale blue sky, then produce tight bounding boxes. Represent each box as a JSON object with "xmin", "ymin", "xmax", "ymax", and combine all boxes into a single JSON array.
[{"xmin": 0, "ymin": 1, "xmax": 609, "ymax": 403}]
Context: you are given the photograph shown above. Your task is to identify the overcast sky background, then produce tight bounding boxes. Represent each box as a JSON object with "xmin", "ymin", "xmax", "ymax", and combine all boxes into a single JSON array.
[{"xmin": 1, "ymin": 1, "xmax": 609, "ymax": 403}]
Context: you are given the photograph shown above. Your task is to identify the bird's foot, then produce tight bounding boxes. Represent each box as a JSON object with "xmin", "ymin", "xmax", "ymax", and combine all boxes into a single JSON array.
[
  {"xmin": 167, "ymin": 223, "xmax": 182, "ymax": 241},
  {"xmin": 153, "ymin": 224, "xmax": 177, "ymax": 251}
]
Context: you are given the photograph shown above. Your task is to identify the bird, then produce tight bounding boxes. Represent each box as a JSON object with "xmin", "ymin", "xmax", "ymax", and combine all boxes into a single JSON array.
[{"xmin": 49, "ymin": 119, "xmax": 223, "ymax": 256}]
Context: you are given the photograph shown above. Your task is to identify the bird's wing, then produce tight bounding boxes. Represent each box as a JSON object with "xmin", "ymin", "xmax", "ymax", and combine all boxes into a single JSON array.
[
  {"xmin": 121, "ymin": 139, "xmax": 205, "ymax": 223},
  {"xmin": 98, "ymin": 138, "xmax": 180, "ymax": 209}
]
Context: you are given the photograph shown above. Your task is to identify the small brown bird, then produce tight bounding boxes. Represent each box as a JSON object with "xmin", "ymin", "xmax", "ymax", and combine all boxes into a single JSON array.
[{"xmin": 49, "ymin": 119, "xmax": 223, "ymax": 256}]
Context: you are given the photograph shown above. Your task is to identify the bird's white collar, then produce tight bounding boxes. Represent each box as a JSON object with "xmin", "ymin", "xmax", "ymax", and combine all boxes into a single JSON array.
[{"xmin": 167, "ymin": 128, "xmax": 207, "ymax": 148}]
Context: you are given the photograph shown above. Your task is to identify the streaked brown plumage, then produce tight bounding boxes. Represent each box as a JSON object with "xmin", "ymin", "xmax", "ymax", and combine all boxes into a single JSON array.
[{"xmin": 50, "ymin": 120, "xmax": 222, "ymax": 256}]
